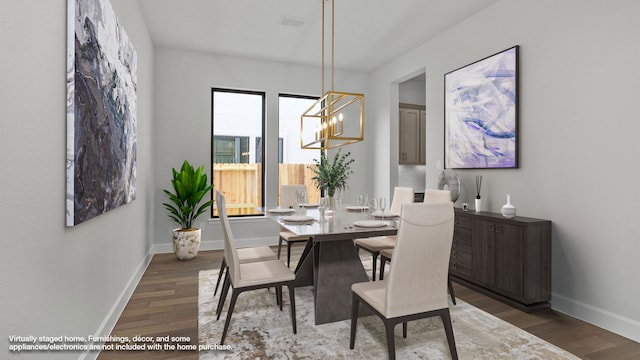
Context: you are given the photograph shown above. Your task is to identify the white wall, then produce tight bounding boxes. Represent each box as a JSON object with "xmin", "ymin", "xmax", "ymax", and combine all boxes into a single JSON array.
[
  {"xmin": 0, "ymin": 1, "xmax": 154, "ymax": 359},
  {"xmin": 153, "ymin": 48, "xmax": 368, "ymax": 249},
  {"xmin": 399, "ymin": 75, "xmax": 426, "ymax": 106},
  {"xmin": 369, "ymin": 0, "xmax": 640, "ymax": 342}
]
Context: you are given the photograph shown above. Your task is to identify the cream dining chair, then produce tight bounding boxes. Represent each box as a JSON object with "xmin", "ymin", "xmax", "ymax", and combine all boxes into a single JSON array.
[
  {"xmin": 277, "ymin": 184, "xmax": 311, "ymax": 267},
  {"xmin": 350, "ymin": 202, "xmax": 458, "ymax": 360},
  {"xmin": 354, "ymin": 187, "xmax": 414, "ymax": 280},
  {"xmin": 378, "ymin": 188, "xmax": 457, "ymax": 303},
  {"xmin": 213, "ymin": 192, "xmax": 277, "ymax": 295},
  {"xmin": 215, "ymin": 191, "xmax": 297, "ymax": 344},
  {"xmin": 423, "ymin": 188, "xmax": 453, "ymax": 203},
  {"xmin": 378, "ymin": 246, "xmax": 456, "ymax": 305}
]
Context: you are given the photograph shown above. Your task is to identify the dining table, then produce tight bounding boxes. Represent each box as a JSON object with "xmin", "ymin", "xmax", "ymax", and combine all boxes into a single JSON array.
[{"xmin": 268, "ymin": 205, "xmax": 399, "ymax": 325}]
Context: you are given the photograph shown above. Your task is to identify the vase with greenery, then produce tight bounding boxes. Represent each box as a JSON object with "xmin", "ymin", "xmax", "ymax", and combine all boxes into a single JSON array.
[
  {"xmin": 163, "ymin": 160, "xmax": 214, "ymax": 260},
  {"xmin": 309, "ymin": 149, "xmax": 354, "ymax": 212}
]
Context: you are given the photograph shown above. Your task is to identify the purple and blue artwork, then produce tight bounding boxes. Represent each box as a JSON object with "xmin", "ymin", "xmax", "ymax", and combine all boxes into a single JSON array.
[
  {"xmin": 66, "ymin": 0, "xmax": 137, "ymax": 226},
  {"xmin": 445, "ymin": 46, "xmax": 518, "ymax": 169}
]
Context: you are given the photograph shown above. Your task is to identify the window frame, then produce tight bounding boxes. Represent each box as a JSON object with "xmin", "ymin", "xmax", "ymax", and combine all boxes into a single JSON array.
[
  {"xmin": 211, "ymin": 87, "xmax": 266, "ymax": 218},
  {"xmin": 277, "ymin": 93, "xmax": 321, "ymax": 204}
]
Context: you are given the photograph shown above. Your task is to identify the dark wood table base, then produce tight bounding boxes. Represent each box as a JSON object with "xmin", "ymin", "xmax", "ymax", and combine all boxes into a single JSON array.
[{"xmin": 294, "ymin": 238, "xmax": 374, "ymax": 324}]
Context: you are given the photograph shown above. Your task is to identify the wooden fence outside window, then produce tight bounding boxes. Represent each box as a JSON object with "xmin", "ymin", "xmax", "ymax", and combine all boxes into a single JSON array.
[{"xmin": 213, "ymin": 163, "xmax": 320, "ymax": 215}]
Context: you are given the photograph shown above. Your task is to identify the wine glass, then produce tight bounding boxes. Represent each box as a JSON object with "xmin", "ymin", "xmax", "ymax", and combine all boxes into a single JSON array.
[
  {"xmin": 379, "ymin": 197, "xmax": 387, "ymax": 218},
  {"xmin": 369, "ymin": 197, "xmax": 378, "ymax": 217},
  {"xmin": 359, "ymin": 194, "xmax": 370, "ymax": 215},
  {"xmin": 296, "ymin": 190, "xmax": 306, "ymax": 213}
]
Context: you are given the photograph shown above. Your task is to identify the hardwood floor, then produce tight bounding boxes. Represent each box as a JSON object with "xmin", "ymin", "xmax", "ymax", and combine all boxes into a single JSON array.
[{"xmin": 98, "ymin": 247, "xmax": 640, "ymax": 359}]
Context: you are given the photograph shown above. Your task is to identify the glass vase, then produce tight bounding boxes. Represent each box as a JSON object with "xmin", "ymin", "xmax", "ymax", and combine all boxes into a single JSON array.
[{"xmin": 325, "ymin": 195, "xmax": 337, "ymax": 220}]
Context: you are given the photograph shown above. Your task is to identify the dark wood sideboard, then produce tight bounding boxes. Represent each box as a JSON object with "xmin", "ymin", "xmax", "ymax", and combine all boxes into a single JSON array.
[{"xmin": 450, "ymin": 208, "xmax": 551, "ymax": 312}]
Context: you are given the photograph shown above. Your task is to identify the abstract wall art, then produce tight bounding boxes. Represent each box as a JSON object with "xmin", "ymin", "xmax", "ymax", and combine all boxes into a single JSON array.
[
  {"xmin": 444, "ymin": 46, "xmax": 519, "ymax": 169},
  {"xmin": 66, "ymin": 0, "xmax": 137, "ymax": 226}
]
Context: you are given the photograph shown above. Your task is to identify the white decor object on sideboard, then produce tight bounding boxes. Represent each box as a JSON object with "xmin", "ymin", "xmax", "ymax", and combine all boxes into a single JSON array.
[{"xmin": 501, "ymin": 194, "xmax": 517, "ymax": 218}]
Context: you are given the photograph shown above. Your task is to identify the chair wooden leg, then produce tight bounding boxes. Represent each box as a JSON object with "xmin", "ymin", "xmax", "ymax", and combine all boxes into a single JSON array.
[
  {"xmin": 349, "ymin": 295, "xmax": 360, "ymax": 349},
  {"xmin": 288, "ymin": 285, "xmax": 297, "ymax": 334},
  {"xmin": 402, "ymin": 322, "xmax": 407, "ymax": 338},
  {"xmin": 278, "ymin": 286, "xmax": 283, "ymax": 311},
  {"xmin": 220, "ymin": 289, "xmax": 239, "ymax": 345},
  {"xmin": 371, "ymin": 253, "xmax": 378, "ymax": 281},
  {"xmin": 277, "ymin": 236, "xmax": 283, "ymax": 260},
  {"xmin": 287, "ymin": 242, "xmax": 293, "ymax": 267},
  {"xmin": 448, "ymin": 275, "xmax": 456, "ymax": 305},
  {"xmin": 441, "ymin": 309, "xmax": 458, "ymax": 360},
  {"xmin": 384, "ymin": 320, "xmax": 397, "ymax": 360},
  {"xmin": 379, "ymin": 257, "xmax": 387, "ymax": 280},
  {"xmin": 214, "ymin": 258, "xmax": 226, "ymax": 296},
  {"xmin": 216, "ymin": 272, "xmax": 231, "ymax": 320}
]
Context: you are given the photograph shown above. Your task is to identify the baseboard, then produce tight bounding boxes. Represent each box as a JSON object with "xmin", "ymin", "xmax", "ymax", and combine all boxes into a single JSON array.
[
  {"xmin": 552, "ymin": 292, "xmax": 640, "ymax": 343},
  {"xmin": 152, "ymin": 236, "xmax": 279, "ymax": 254},
  {"xmin": 78, "ymin": 247, "xmax": 155, "ymax": 360},
  {"xmin": 78, "ymin": 235, "xmax": 279, "ymax": 359}
]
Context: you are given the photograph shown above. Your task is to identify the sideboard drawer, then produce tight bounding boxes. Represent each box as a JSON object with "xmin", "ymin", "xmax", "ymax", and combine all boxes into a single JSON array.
[
  {"xmin": 451, "ymin": 257, "xmax": 472, "ymax": 277},
  {"xmin": 451, "ymin": 249, "xmax": 471, "ymax": 266},
  {"xmin": 453, "ymin": 227, "xmax": 472, "ymax": 252},
  {"xmin": 455, "ymin": 215, "xmax": 473, "ymax": 228}
]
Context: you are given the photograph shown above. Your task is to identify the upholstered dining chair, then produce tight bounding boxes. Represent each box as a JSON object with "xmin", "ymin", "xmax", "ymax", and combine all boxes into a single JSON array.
[
  {"xmin": 350, "ymin": 202, "xmax": 458, "ymax": 360},
  {"xmin": 213, "ymin": 238, "xmax": 277, "ymax": 296},
  {"xmin": 215, "ymin": 191, "xmax": 297, "ymax": 345},
  {"xmin": 354, "ymin": 187, "xmax": 414, "ymax": 280},
  {"xmin": 422, "ymin": 188, "xmax": 456, "ymax": 303},
  {"xmin": 277, "ymin": 184, "xmax": 312, "ymax": 267},
  {"xmin": 378, "ymin": 247, "xmax": 456, "ymax": 305},
  {"xmin": 375, "ymin": 189, "xmax": 452, "ymax": 283},
  {"xmin": 424, "ymin": 188, "xmax": 453, "ymax": 203}
]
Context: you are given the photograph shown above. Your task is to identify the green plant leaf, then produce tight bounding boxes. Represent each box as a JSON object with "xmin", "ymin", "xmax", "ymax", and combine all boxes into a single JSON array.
[{"xmin": 163, "ymin": 160, "xmax": 214, "ymax": 229}]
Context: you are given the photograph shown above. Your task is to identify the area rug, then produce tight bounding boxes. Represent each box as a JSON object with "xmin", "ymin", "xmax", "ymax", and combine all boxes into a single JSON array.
[{"xmin": 199, "ymin": 267, "xmax": 579, "ymax": 360}]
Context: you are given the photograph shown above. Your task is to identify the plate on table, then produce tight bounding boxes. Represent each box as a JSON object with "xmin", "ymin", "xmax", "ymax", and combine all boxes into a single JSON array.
[
  {"xmin": 282, "ymin": 215, "xmax": 315, "ymax": 223},
  {"xmin": 372, "ymin": 212, "xmax": 399, "ymax": 219},
  {"xmin": 301, "ymin": 203, "xmax": 318, "ymax": 208},
  {"xmin": 345, "ymin": 205, "xmax": 369, "ymax": 211},
  {"xmin": 353, "ymin": 220, "xmax": 387, "ymax": 228},
  {"xmin": 268, "ymin": 208, "xmax": 295, "ymax": 214}
]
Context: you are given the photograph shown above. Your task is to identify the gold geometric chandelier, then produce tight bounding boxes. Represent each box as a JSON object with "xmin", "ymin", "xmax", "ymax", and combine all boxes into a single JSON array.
[{"xmin": 301, "ymin": 0, "xmax": 364, "ymax": 150}]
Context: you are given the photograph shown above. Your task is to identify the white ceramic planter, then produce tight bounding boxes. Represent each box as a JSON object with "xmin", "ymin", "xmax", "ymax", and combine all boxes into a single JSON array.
[{"xmin": 173, "ymin": 228, "xmax": 201, "ymax": 260}]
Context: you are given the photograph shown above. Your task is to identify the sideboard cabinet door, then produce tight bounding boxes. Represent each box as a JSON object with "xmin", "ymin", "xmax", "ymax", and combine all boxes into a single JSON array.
[
  {"xmin": 494, "ymin": 222, "xmax": 524, "ymax": 298},
  {"xmin": 472, "ymin": 219, "xmax": 495, "ymax": 286}
]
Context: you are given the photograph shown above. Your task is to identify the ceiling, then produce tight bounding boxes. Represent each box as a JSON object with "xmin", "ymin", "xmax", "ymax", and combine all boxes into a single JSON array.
[{"xmin": 137, "ymin": 0, "xmax": 499, "ymax": 72}]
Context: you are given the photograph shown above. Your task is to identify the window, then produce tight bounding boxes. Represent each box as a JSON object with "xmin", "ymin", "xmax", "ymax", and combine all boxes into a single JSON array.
[
  {"xmin": 212, "ymin": 88, "xmax": 265, "ymax": 217},
  {"xmin": 278, "ymin": 94, "xmax": 320, "ymax": 205}
]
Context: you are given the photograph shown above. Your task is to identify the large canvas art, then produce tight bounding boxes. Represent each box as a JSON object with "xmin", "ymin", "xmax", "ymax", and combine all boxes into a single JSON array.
[
  {"xmin": 66, "ymin": 0, "xmax": 137, "ymax": 226},
  {"xmin": 444, "ymin": 46, "xmax": 519, "ymax": 169}
]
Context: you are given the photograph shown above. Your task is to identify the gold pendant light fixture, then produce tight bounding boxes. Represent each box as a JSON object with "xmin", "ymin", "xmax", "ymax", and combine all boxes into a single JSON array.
[{"xmin": 301, "ymin": 0, "xmax": 364, "ymax": 150}]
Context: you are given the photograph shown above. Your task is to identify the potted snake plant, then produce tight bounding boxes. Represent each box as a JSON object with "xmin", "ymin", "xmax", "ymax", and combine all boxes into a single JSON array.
[{"xmin": 163, "ymin": 160, "xmax": 213, "ymax": 260}]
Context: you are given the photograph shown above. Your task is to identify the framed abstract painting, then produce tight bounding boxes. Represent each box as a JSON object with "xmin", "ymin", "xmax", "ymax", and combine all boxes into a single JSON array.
[
  {"xmin": 66, "ymin": 0, "xmax": 137, "ymax": 226},
  {"xmin": 444, "ymin": 46, "xmax": 519, "ymax": 169}
]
